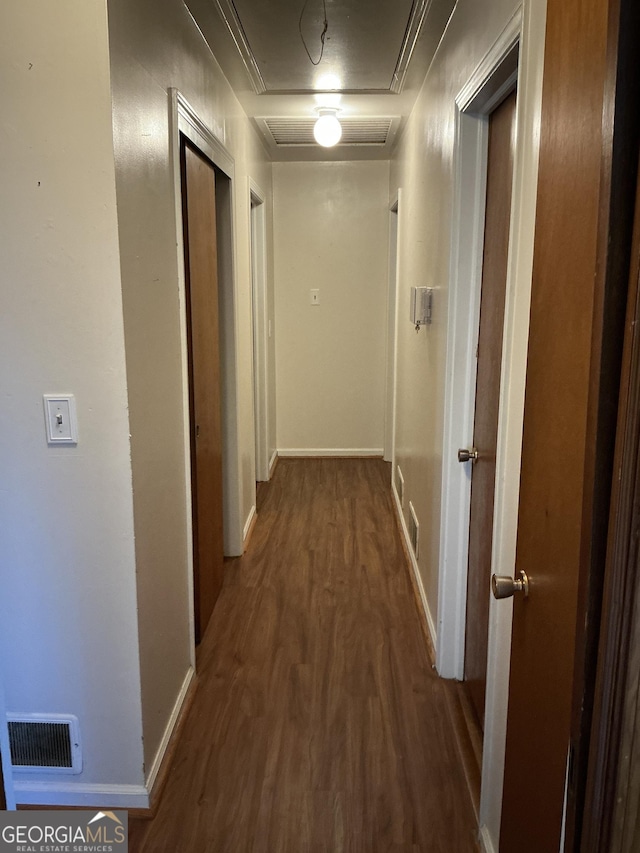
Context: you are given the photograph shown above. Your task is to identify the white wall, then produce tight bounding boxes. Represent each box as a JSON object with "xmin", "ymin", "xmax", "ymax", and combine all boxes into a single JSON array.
[
  {"xmin": 107, "ymin": 0, "xmax": 275, "ymax": 777},
  {"xmin": 0, "ymin": 0, "xmax": 145, "ymax": 804},
  {"xmin": 273, "ymin": 161, "xmax": 390, "ymax": 455}
]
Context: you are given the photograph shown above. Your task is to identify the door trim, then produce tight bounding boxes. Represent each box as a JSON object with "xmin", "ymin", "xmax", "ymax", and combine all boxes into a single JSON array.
[
  {"xmin": 169, "ymin": 89, "xmax": 244, "ymax": 657},
  {"xmin": 384, "ymin": 193, "xmax": 400, "ymax": 465},
  {"xmin": 438, "ymin": 6, "xmax": 522, "ymax": 681},
  {"xmin": 249, "ymin": 179, "xmax": 270, "ymax": 483}
]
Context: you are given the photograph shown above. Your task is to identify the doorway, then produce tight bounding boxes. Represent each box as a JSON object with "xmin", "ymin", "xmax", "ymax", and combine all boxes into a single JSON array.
[
  {"xmin": 438, "ymin": 13, "xmax": 521, "ymax": 684},
  {"xmin": 171, "ymin": 90, "xmax": 244, "ymax": 653},
  {"xmin": 180, "ymin": 137, "xmax": 225, "ymax": 644},
  {"xmin": 463, "ymin": 88, "xmax": 517, "ymax": 729},
  {"xmin": 250, "ymin": 181, "xmax": 270, "ymax": 484}
]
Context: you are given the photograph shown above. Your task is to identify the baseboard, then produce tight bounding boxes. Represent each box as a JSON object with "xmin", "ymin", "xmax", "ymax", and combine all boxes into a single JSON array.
[
  {"xmin": 15, "ymin": 782, "xmax": 149, "ymax": 809},
  {"xmin": 479, "ymin": 824, "xmax": 496, "ymax": 853},
  {"xmin": 277, "ymin": 448, "xmax": 384, "ymax": 458},
  {"xmin": 145, "ymin": 666, "xmax": 196, "ymax": 803},
  {"xmin": 15, "ymin": 668, "xmax": 198, "ymax": 813},
  {"xmin": 268, "ymin": 449, "xmax": 278, "ymax": 476},
  {"xmin": 243, "ymin": 504, "xmax": 258, "ymax": 551},
  {"xmin": 391, "ymin": 482, "xmax": 437, "ymax": 655}
]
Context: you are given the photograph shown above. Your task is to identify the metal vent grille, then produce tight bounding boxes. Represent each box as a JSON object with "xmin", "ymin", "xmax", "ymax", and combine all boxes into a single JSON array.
[
  {"xmin": 8, "ymin": 715, "xmax": 81, "ymax": 773},
  {"xmin": 262, "ymin": 117, "xmax": 396, "ymax": 147},
  {"xmin": 409, "ymin": 502, "xmax": 420, "ymax": 560}
]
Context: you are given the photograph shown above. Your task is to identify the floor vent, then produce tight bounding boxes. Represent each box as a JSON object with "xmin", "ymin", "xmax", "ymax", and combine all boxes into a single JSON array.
[
  {"xmin": 8, "ymin": 715, "xmax": 82, "ymax": 774},
  {"xmin": 409, "ymin": 502, "xmax": 420, "ymax": 560},
  {"xmin": 396, "ymin": 465, "xmax": 405, "ymax": 508}
]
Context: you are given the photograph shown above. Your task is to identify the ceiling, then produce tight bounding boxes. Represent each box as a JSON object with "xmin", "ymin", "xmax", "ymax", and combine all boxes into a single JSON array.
[{"xmin": 184, "ymin": 0, "xmax": 457, "ymax": 160}]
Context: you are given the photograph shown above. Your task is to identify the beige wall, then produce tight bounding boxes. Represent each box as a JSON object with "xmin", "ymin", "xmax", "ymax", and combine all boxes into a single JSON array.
[
  {"xmin": 107, "ymin": 0, "xmax": 275, "ymax": 775},
  {"xmin": 0, "ymin": 0, "xmax": 145, "ymax": 799},
  {"xmin": 273, "ymin": 161, "xmax": 390, "ymax": 454}
]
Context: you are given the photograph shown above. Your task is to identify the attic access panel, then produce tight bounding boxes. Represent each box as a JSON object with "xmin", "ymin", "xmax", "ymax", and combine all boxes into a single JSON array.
[{"xmin": 218, "ymin": 0, "xmax": 416, "ymax": 92}]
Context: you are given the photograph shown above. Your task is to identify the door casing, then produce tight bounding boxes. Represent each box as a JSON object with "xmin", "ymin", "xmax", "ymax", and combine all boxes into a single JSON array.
[
  {"xmin": 438, "ymin": 13, "xmax": 520, "ymax": 683},
  {"xmin": 170, "ymin": 90, "xmax": 243, "ymax": 656},
  {"xmin": 384, "ymin": 194, "xmax": 399, "ymax": 465},
  {"xmin": 463, "ymin": 89, "xmax": 517, "ymax": 729},
  {"xmin": 181, "ymin": 140, "xmax": 225, "ymax": 643},
  {"xmin": 249, "ymin": 179, "xmax": 270, "ymax": 484}
]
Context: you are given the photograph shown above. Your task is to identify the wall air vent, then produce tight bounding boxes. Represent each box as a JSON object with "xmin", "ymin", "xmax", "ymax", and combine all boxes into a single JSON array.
[
  {"xmin": 258, "ymin": 117, "xmax": 400, "ymax": 148},
  {"xmin": 8, "ymin": 714, "xmax": 82, "ymax": 774},
  {"xmin": 409, "ymin": 502, "xmax": 420, "ymax": 560}
]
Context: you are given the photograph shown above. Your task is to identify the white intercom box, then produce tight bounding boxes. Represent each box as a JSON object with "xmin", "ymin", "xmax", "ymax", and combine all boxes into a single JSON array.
[{"xmin": 409, "ymin": 286, "xmax": 433, "ymax": 328}]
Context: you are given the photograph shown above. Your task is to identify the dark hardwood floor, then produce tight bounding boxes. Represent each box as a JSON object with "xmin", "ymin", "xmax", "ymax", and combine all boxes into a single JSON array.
[{"xmin": 130, "ymin": 458, "xmax": 478, "ymax": 852}]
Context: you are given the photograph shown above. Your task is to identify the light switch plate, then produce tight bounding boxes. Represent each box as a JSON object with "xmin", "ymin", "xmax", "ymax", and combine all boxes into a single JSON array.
[
  {"xmin": 44, "ymin": 395, "xmax": 78, "ymax": 445},
  {"xmin": 310, "ymin": 288, "xmax": 320, "ymax": 305}
]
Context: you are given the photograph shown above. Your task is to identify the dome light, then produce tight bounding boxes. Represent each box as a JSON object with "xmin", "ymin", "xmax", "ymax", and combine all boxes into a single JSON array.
[{"xmin": 313, "ymin": 108, "xmax": 342, "ymax": 147}]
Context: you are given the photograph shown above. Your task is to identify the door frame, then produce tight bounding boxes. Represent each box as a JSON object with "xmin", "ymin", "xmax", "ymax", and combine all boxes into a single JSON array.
[
  {"xmin": 249, "ymin": 179, "xmax": 270, "ymax": 483},
  {"xmin": 436, "ymin": 2, "xmax": 548, "ymax": 845},
  {"xmin": 384, "ymin": 194, "xmax": 400, "ymax": 465},
  {"xmin": 438, "ymin": 8, "xmax": 521, "ymax": 681},
  {"xmin": 170, "ymin": 89, "xmax": 244, "ymax": 655}
]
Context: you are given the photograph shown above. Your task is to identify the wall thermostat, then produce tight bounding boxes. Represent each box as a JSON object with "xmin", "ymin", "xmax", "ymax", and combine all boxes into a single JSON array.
[{"xmin": 410, "ymin": 286, "xmax": 433, "ymax": 330}]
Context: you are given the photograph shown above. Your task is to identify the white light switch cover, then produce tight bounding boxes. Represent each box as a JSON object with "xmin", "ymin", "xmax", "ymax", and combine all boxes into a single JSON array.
[{"xmin": 44, "ymin": 395, "xmax": 78, "ymax": 445}]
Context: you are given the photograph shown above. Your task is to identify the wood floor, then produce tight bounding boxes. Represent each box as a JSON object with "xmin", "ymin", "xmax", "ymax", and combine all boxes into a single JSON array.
[{"xmin": 130, "ymin": 458, "xmax": 478, "ymax": 852}]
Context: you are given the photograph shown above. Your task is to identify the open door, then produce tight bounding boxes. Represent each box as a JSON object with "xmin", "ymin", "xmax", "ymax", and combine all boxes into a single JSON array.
[{"xmin": 498, "ymin": 0, "xmax": 635, "ymax": 847}]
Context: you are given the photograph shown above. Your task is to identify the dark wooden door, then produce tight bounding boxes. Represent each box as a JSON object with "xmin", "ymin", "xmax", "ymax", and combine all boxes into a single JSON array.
[
  {"xmin": 499, "ymin": 0, "xmax": 627, "ymax": 847},
  {"xmin": 181, "ymin": 138, "xmax": 225, "ymax": 644},
  {"xmin": 464, "ymin": 90, "xmax": 516, "ymax": 728}
]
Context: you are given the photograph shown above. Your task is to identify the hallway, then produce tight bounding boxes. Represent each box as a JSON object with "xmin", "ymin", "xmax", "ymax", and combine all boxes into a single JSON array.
[{"xmin": 129, "ymin": 459, "xmax": 478, "ymax": 851}]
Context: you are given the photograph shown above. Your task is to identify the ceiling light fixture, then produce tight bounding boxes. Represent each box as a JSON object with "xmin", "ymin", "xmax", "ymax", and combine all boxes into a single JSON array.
[{"xmin": 313, "ymin": 107, "xmax": 342, "ymax": 147}]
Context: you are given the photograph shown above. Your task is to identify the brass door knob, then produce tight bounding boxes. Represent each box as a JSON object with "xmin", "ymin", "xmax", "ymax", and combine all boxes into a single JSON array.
[
  {"xmin": 492, "ymin": 570, "xmax": 529, "ymax": 599},
  {"xmin": 458, "ymin": 447, "xmax": 478, "ymax": 463}
]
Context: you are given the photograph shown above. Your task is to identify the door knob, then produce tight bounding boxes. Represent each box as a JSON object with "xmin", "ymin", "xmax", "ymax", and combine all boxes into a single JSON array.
[
  {"xmin": 458, "ymin": 447, "xmax": 478, "ymax": 463},
  {"xmin": 492, "ymin": 570, "xmax": 529, "ymax": 599}
]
